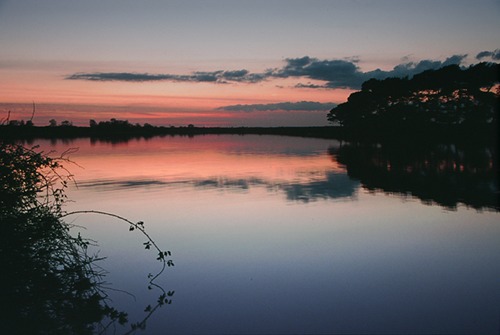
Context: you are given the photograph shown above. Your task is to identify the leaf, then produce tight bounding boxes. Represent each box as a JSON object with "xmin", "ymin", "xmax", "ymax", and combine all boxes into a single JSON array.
[{"xmin": 129, "ymin": 225, "xmax": 135, "ymax": 231}]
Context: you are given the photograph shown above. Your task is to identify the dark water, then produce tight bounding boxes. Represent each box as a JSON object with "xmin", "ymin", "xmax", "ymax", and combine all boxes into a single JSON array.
[{"xmin": 13, "ymin": 135, "xmax": 500, "ymax": 334}]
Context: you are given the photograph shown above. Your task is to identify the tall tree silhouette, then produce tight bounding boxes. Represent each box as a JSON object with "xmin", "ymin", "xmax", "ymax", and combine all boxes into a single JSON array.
[{"xmin": 327, "ymin": 63, "xmax": 499, "ymax": 134}]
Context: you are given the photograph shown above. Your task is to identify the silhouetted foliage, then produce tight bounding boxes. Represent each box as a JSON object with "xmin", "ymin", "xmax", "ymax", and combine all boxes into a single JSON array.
[
  {"xmin": 0, "ymin": 143, "xmax": 115, "ymax": 334},
  {"xmin": 327, "ymin": 63, "xmax": 499, "ymax": 135},
  {"xmin": 0, "ymin": 143, "xmax": 174, "ymax": 334}
]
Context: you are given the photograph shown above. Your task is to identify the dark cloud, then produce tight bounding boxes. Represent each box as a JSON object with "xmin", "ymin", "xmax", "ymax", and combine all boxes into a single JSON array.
[
  {"xmin": 476, "ymin": 49, "xmax": 500, "ymax": 61},
  {"xmin": 270, "ymin": 56, "xmax": 362, "ymax": 88},
  {"xmin": 383, "ymin": 55, "xmax": 468, "ymax": 77},
  {"xmin": 217, "ymin": 101, "xmax": 336, "ymax": 112},
  {"xmin": 67, "ymin": 54, "xmax": 469, "ymax": 89},
  {"xmin": 66, "ymin": 72, "xmax": 175, "ymax": 82},
  {"xmin": 294, "ymin": 83, "xmax": 326, "ymax": 89},
  {"xmin": 66, "ymin": 70, "xmax": 265, "ymax": 83},
  {"xmin": 276, "ymin": 54, "xmax": 467, "ymax": 89}
]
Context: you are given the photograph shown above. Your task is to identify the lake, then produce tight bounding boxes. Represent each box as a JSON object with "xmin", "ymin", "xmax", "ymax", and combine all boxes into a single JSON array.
[{"xmin": 32, "ymin": 135, "xmax": 499, "ymax": 334}]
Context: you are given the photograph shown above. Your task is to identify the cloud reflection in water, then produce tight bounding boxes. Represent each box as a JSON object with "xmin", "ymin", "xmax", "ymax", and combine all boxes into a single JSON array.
[{"xmin": 78, "ymin": 170, "xmax": 360, "ymax": 204}]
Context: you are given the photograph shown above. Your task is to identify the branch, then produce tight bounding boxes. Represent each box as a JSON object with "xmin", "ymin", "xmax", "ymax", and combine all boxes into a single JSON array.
[{"xmin": 60, "ymin": 210, "xmax": 173, "ymax": 283}]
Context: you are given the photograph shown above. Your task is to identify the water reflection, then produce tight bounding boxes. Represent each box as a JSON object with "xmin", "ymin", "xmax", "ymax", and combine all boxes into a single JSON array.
[
  {"xmin": 19, "ymin": 135, "xmax": 500, "ymax": 334},
  {"xmin": 78, "ymin": 172, "xmax": 359, "ymax": 203},
  {"xmin": 330, "ymin": 141, "xmax": 498, "ymax": 211},
  {"xmin": 71, "ymin": 135, "xmax": 498, "ymax": 210},
  {"xmin": 190, "ymin": 172, "xmax": 359, "ymax": 202}
]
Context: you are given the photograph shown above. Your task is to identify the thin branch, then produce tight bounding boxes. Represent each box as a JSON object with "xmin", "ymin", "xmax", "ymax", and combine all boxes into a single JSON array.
[{"xmin": 60, "ymin": 210, "xmax": 170, "ymax": 283}]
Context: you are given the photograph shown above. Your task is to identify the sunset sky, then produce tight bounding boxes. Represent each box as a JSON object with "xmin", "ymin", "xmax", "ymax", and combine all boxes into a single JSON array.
[{"xmin": 1, "ymin": 0, "xmax": 499, "ymax": 126}]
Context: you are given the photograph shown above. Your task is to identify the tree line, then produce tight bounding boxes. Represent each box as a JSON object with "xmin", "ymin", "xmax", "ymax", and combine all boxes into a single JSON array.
[{"xmin": 327, "ymin": 62, "xmax": 499, "ymax": 136}]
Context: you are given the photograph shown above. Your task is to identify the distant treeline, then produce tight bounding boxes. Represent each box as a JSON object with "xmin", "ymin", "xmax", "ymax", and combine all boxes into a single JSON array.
[{"xmin": 0, "ymin": 119, "xmax": 343, "ymax": 140}]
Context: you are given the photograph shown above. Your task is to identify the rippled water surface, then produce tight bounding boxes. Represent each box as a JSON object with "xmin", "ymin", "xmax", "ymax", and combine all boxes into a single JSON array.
[{"xmin": 35, "ymin": 135, "xmax": 499, "ymax": 334}]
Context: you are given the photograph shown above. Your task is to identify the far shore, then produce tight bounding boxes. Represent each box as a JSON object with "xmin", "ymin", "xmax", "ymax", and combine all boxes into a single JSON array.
[{"xmin": 0, "ymin": 124, "xmax": 497, "ymax": 144}]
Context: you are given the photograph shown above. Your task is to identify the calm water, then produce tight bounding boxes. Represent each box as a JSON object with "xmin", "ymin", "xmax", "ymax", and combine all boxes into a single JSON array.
[{"xmin": 35, "ymin": 135, "xmax": 499, "ymax": 334}]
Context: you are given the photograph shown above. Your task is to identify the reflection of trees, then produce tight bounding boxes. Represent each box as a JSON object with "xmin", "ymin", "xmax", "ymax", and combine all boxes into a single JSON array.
[
  {"xmin": 0, "ymin": 143, "xmax": 173, "ymax": 334},
  {"xmin": 329, "ymin": 141, "xmax": 498, "ymax": 211},
  {"xmin": 0, "ymin": 206, "xmax": 123, "ymax": 334},
  {"xmin": 0, "ymin": 143, "xmax": 119, "ymax": 334}
]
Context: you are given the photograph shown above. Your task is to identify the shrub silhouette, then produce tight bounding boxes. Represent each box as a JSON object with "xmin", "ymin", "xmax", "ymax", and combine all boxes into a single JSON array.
[{"xmin": 0, "ymin": 143, "xmax": 173, "ymax": 334}]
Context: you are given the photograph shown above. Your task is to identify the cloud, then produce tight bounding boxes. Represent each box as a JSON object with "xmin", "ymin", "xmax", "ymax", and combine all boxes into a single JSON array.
[
  {"xmin": 217, "ymin": 101, "xmax": 336, "ymax": 112},
  {"xmin": 294, "ymin": 83, "xmax": 326, "ymax": 89},
  {"xmin": 67, "ymin": 72, "xmax": 174, "ymax": 82},
  {"xmin": 275, "ymin": 54, "xmax": 467, "ymax": 89},
  {"xmin": 67, "ymin": 54, "xmax": 469, "ymax": 89},
  {"xmin": 476, "ymin": 49, "xmax": 500, "ymax": 61},
  {"xmin": 67, "ymin": 70, "xmax": 266, "ymax": 83},
  {"xmin": 270, "ymin": 56, "xmax": 363, "ymax": 88}
]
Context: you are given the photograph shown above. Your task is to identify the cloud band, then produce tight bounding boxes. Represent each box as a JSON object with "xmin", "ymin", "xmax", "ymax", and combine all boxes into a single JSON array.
[
  {"xmin": 217, "ymin": 101, "xmax": 337, "ymax": 112},
  {"xmin": 67, "ymin": 54, "xmax": 471, "ymax": 89}
]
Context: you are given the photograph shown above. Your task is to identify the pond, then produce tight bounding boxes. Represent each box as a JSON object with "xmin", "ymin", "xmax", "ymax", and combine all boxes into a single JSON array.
[{"xmin": 33, "ymin": 135, "xmax": 500, "ymax": 334}]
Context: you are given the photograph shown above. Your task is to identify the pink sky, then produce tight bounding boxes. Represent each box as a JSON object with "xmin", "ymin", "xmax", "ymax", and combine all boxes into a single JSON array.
[{"xmin": 0, "ymin": 69, "xmax": 351, "ymax": 126}]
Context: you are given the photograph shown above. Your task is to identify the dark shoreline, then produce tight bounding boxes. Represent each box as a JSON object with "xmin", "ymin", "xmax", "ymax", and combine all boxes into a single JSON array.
[
  {"xmin": 0, "ymin": 125, "xmax": 337, "ymax": 140},
  {"xmin": 0, "ymin": 124, "xmax": 497, "ymax": 144}
]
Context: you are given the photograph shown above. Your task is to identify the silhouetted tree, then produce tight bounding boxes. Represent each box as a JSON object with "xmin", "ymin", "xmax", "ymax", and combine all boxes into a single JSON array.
[{"xmin": 327, "ymin": 63, "xmax": 499, "ymax": 132}]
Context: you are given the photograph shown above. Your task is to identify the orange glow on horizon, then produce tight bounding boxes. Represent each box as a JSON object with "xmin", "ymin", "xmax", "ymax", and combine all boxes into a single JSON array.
[{"xmin": 0, "ymin": 67, "xmax": 351, "ymax": 126}]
